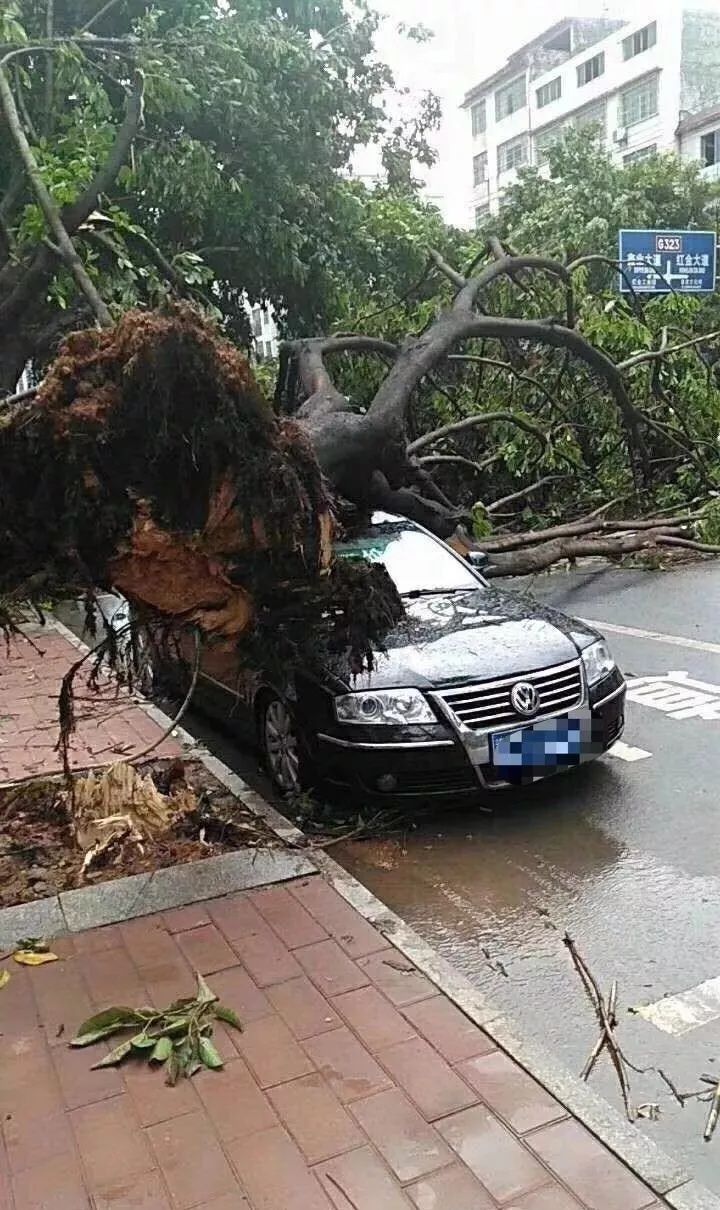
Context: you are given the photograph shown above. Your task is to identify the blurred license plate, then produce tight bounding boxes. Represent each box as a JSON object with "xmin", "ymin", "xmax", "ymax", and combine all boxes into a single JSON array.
[{"xmin": 491, "ymin": 714, "xmax": 591, "ymax": 770}]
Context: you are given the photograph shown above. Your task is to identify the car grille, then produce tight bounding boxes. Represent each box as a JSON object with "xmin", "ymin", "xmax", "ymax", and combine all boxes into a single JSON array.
[{"xmin": 436, "ymin": 660, "xmax": 583, "ymax": 732}]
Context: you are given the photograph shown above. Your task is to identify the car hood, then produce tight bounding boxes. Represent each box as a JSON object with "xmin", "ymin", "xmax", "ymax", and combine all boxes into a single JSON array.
[{"xmin": 328, "ymin": 586, "xmax": 601, "ymax": 692}]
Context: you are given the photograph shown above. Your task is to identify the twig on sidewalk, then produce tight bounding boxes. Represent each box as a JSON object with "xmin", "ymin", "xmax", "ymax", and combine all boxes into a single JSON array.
[
  {"xmin": 563, "ymin": 933, "xmax": 636, "ymax": 1121},
  {"xmin": 323, "ymin": 1171, "xmax": 362, "ymax": 1209}
]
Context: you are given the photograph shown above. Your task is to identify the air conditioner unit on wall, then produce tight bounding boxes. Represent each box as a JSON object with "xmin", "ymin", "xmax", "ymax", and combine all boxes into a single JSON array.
[{"xmin": 613, "ymin": 127, "xmax": 628, "ymax": 144}]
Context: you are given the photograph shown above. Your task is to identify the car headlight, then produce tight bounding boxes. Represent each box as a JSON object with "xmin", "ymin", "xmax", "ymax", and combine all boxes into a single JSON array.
[
  {"xmin": 582, "ymin": 640, "xmax": 616, "ymax": 686},
  {"xmin": 335, "ymin": 688, "xmax": 436, "ymax": 725}
]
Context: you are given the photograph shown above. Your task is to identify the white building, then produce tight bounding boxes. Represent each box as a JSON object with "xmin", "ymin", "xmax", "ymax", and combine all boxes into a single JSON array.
[
  {"xmin": 463, "ymin": 10, "xmax": 720, "ymax": 225},
  {"xmin": 248, "ymin": 303, "xmax": 279, "ymax": 363}
]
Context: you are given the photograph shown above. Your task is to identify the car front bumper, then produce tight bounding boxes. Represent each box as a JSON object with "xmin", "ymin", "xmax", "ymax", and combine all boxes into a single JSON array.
[{"xmin": 315, "ymin": 675, "xmax": 626, "ymax": 800}]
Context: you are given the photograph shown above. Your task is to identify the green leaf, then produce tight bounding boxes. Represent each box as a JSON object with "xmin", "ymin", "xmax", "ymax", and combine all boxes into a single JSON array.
[
  {"xmin": 195, "ymin": 971, "xmax": 218, "ymax": 1006},
  {"xmin": 91, "ymin": 1039, "xmax": 134, "ymax": 1069},
  {"xmin": 199, "ymin": 1036, "xmax": 224, "ymax": 1070},
  {"xmin": 70, "ymin": 1024, "xmax": 130, "ymax": 1048},
  {"xmin": 151, "ymin": 1036, "xmax": 173, "ymax": 1062},
  {"xmin": 214, "ymin": 1004, "xmax": 243, "ymax": 1032},
  {"xmin": 131, "ymin": 1033, "xmax": 157, "ymax": 1049},
  {"xmin": 74, "ymin": 1007, "xmax": 143, "ymax": 1037}
]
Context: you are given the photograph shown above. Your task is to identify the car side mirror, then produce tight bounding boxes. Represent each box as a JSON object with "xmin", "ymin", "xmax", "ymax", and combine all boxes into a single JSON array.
[{"xmin": 466, "ymin": 550, "xmax": 490, "ymax": 572}]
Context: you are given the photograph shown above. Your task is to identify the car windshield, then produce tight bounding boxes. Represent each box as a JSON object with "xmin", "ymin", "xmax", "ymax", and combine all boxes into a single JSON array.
[{"xmin": 334, "ymin": 524, "xmax": 480, "ymax": 596}]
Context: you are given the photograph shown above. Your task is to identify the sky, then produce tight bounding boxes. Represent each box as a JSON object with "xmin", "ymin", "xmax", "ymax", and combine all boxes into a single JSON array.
[{"xmin": 356, "ymin": 0, "xmax": 720, "ymax": 226}]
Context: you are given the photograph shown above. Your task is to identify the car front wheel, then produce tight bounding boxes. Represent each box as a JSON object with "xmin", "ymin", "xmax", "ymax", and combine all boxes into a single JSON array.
[{"xmin": 259, "ymin": 695, "xmax": 308, "ymax": 795}]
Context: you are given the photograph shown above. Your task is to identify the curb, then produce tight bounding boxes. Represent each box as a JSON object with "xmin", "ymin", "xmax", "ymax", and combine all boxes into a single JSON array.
[{"xmin": 3, "ymin": 617, "xmax": 718, "ymax": 1210}]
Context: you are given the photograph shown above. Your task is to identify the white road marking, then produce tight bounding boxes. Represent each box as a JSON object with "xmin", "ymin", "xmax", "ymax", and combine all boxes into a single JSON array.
[
  {"xmin": 582, "ymin": 619, "xmax": 720, "ymax": 657},
  {"xmin": 606, "ymin": 741, "xmax": 652, "ymax": 762},
  {"xmin": 637, "ymin": 976, "xmax": 720, "ymax": 1035},
  {"xmin": 626, "ymin": 671, "xmax": 720, "ymax": 720}
]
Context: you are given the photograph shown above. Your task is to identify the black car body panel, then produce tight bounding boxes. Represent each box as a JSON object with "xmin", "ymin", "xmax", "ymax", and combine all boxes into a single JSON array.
[{"xmin": 180, "ymin": 514, "xmax": 626, "ymax": 800}]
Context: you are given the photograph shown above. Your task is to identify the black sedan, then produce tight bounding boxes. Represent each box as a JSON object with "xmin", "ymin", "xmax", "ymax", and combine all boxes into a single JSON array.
[{"xmin": 168, "ymin": 512, "xmax": 626, "ymax": 802}]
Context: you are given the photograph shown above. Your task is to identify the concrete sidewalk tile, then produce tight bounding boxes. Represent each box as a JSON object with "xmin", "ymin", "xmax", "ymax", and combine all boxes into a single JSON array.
[
  {"xmin": 436, "ymin": 1104, "xmax": 551, "ymax": 1204},
  {"xmin": 227, "ymin": 1124, "xmax": 334, "ymax": 1210},
  {"xmin": 267, "ymin": 976, "xmax": 342, "ymax": 1039},
  {"xmin": 332, "ymin": 986, "xmax": 416, "ymax": 1053},
  {"xmin": 4, "ymin": 1108, "xmax": 75, "ymax": 1177},
  {"xmin": 401, "ymin": 995, "xmax": 497, "ymax": 1063},
  {"xmin": 407, "ymin": 1164, "xmax": 496, "ymax": 1209},
  {"xmin": 162, "ymin": 903, "xmax": 211, "ymax": 933},
  {"xmin": 228, "ymin": 915, "xmax": 303, "ymax": 988},
  {"xmin": 147, "ymin": 1110, "xmax": 238, "ymax": 1209},
  {"xmin": 356, "ymin": 952, "xmax": 435, "ymax": 1007},
  {"xmin": 456, "ymin": 1050, "xmax": 567, "ymax": 1134},
  {"xmin": 315, "ymin": 1146, "xmax": 414, "ymax": 1209},
  {"xmin": 0, "ymin": 895, "xmax": 66, "ymax": 950},
  {"xmin": 174, "ymin": 923, "xmax": 238, "ymax": 975},
  {"xmin": 249, "ymin": 884, "xmax": 328, "ymax": 949},
  {"xmin": 376, "ymin": 1035, "xmax": 478, "ymax": 1121},
  {"xmin": 303, "ymin": 1027, "xmax": 393, "ymax": 1104},
  {"xmin": 122, "ymin": 1058, "xmax": 200, "ymax": 1129},
  {"xmin": 92, "ymin": 1169, "xmax": 173, "ymax": 1209},
  {"xmin": 195, "ymin": 1195, "xmax": 251, "ymax": 1210},
  {"xmin": 350, "ymin": 1088, "xmax": 454, "ymax": 1183},
  {"xmin": 71, "ymin": 1095, "xmax": 154, "ymax": 1193},
  {"xmin": 201, "ymin": 963, "xmax": 273, "ymax": 1024},
  {"xmin": 503, "ymin": 1186, "xmax": 585, "ymax": 1210},
  {"xmin": 30, "ymin": 961, "xmax": 94, "ymax": 1048},
  {"xmin": 207, "ymin": 892, "xmax": 265, "ymax": 940},
  {"xmin": 52, "ymin": 1042, "xmax": 124, "ymax": 1111},
  {"xmin": 0, "ymin": 964, "xmax": 40, "ymax": 1040},
  {"xmin": 11, "ymin": 1152, "xmax": 88, "ymax": 1210},
  {"xmin": 296, "ymin": 939, "xmax": 370, "ymax": 996},
  {"xmin": 72, "ymin": 924, "xmax": 124, "ymax": 955},
  {"xmin": 77, "ymin": 944, "xmax": 145, "ymax": 1007},
  {"xmin": 60, "ymin": 873, "xmax": 153, "ymax": 934},
  {"xmin": 268, "ymin": 1072, "xmax": 364, "ymax": 1164},
  {"xmin": 526, "ymin": 1119, "xmax": 658, "ymax": 1210},
  {"xmin": 288, "ymin": 878, "xmax": 387, "ymax": 958},
  {"xmin": 194, "ymin": 1059, "xmax": 277, "ymax": 1142},
  {"xmin": 234, "ymin": 1014, "xmax": 315, "ymax": 1088}
]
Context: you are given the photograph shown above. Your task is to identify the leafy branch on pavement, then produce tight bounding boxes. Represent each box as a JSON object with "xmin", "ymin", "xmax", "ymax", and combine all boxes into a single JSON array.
[{"xmin": 71, "ymin": 971, "xmax": 242, "ymax": 1084}]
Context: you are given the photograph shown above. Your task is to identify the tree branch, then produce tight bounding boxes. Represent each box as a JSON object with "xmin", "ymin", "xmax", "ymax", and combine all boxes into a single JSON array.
[
  {"xmin": 370, "ymin": 310, "xmax": 648, "ymax": 472},
  {"xmin": 407, "ymin": 409, "xmax": 550, "ymax": 455},
  {"xmin": 486, "ymin": 474, "xmax": 568, "ymax": 515},
  {"xmin": 0, "ymin": 63, "xmax": 111, "ymax": 326}
]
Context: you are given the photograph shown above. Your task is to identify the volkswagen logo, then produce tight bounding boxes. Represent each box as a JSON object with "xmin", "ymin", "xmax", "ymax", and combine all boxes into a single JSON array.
[{"xmin": 510, "ymin": 681, "xmax": 539, "ymax": 717}]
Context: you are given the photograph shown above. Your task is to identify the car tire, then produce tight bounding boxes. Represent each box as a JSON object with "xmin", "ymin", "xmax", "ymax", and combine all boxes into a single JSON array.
[{"xmin": 258, "ymin": 693, "xmax": 314, "ymax": 796}]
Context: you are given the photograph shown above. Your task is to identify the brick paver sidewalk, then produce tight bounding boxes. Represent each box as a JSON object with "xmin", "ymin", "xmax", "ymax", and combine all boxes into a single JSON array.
[
  {"xmin": 0, "ymin": 628, "xmax": 180, "ymax": 783},
  {"xmin": 1, "ymin": 874, "xmax": 664, "ymax": 1210},
  {"xmin": 1, "ymin": 623, "xmax": 667, "ymax": 1207}
]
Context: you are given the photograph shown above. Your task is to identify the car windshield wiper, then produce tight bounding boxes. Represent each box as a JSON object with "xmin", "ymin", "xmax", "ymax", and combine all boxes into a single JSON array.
[{"xmin": 403, "ymin": 587, "xmax": 477, "ymax": 599}]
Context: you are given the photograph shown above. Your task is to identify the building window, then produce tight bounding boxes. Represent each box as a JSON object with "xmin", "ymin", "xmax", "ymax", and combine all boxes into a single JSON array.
[
  {"xmin": 264, "ymin": 340, "xmax": 274, "ymax": 360},
  {"xmin": 623, "ymin": 144, "xmax": 657, "ymax": 165},
  {"xmin": 701, "ymin": 130, "xmax": 720, "ymax": 166},
  {"xmin": 536, "ymin": 77, "xmax": 561, "ymax": 109},
  {"xmin": 475, "ymin": 203, "xmax": 490, "ymax": 227},
  {"xmin": 574, "ymin": 99, "xmax": 607, "ymax": 133},
  {"xmin": 495, "ymin": 75, "xmax": 526, "ymax": 121},
  {"xmin": 535, "ymin": 124, "xmax": 565, "ymax": 164},
  {"xmin": 577, "ymin": 52, "xmax": 604, "ymax": 87},
  {"xmin": 473, "ymin": 152, "xmax": 488, "ymax": 186},
  {"xmin": 471, "ymin": 100, "xmax": 486, "ymax": 136},
  {"xmin": 621, "ymin": 75, "xmax": 658, "ymax": 126},
  {"xmin": 622, "ymin": 22, "xmax": 657, "ymax": 60},
  {"xmin": 497, "ymin": 133, "xmax": 528, "ymax": 174}
]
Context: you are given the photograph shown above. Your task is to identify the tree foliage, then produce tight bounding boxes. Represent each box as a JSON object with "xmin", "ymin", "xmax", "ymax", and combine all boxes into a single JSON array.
[{"xmin": 0, "ymin": 0, "xmax": 441, "ymax": 387}]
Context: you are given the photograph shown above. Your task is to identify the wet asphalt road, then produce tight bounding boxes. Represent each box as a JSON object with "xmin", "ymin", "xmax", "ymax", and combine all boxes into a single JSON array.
[
  {"xmin": 56, "ymin": 560, "xmax": 720, "ymax": 1188},
  {"xmin": 335, "ymin": 559, "xmax": 720, "ymax": 1192}
]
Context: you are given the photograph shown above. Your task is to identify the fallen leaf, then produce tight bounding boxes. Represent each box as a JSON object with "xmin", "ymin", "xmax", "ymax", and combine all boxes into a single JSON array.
[
  {"xmin": 0, "ymin": 970, "xmax": 10, "ymax": 989},
  {"xmin": 13, "ymin": 950, "xmax": 58, "ymax": 966}
]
